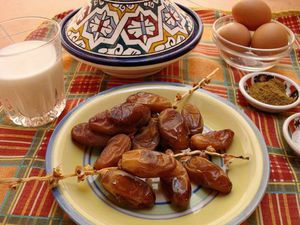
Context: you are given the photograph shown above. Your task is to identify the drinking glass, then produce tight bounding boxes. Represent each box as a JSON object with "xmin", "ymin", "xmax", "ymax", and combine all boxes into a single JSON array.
[{"xmin": 0, "ymin": 17, "xmax": 66, "ymax": 127}]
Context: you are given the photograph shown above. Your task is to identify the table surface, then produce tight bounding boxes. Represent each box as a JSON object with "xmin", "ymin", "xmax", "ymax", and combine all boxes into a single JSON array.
[
  {"xmin": 0, "ymin": 1, "xmax": 300, "ymax": 225},
  {"xmin": 1, "ymin": 0, "xmax": 300, "ymax": 21}
]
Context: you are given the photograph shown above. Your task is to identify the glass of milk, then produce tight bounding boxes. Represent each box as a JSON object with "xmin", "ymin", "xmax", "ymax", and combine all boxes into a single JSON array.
[{"xmin": 0, "ymin": 17, "xmax": 66, "ymax": 127}]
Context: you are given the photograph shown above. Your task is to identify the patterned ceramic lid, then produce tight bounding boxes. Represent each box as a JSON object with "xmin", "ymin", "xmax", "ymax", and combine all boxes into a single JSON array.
[{"xmin": 61, "ymin": 0, "xmax": 202, "ymax": 66}]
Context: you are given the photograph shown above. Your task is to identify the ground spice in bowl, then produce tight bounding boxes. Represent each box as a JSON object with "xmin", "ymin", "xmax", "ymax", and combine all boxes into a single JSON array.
[{"xmin": 248, "ymin": 78, "xmax": 295, "ymax": 105}]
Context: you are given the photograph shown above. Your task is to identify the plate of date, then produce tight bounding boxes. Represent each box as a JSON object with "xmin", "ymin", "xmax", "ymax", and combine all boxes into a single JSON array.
[{"xmin": 46, "ymin": 82, "xmax": 269, "ymax": 225}]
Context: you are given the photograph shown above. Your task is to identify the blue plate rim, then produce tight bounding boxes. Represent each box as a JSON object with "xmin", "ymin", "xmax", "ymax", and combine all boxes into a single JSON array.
[
  {"xmin": 46, "ymin": 81, "xmax": 270, "ymax": 225},
  {"xmin": 60, "ymin": 4, "xmax": 203, "ymax": 67}
]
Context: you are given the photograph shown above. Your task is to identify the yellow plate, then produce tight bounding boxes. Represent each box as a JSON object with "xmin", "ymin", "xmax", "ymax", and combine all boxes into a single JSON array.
[{"xmin": 46, "ymin": 82, "xmax": 269, "ymax": 225}]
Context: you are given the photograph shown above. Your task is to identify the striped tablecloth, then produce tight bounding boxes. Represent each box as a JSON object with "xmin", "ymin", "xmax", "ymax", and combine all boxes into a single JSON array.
[{"xmin": 0, "ymin": 9, "xmax": 300, "ymax": 225}]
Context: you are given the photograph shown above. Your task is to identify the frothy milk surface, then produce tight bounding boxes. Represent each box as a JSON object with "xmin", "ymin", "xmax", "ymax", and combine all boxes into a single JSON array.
[{"xmin": 0, "ymin": 40, "xmax": 64, "ymax": 117}]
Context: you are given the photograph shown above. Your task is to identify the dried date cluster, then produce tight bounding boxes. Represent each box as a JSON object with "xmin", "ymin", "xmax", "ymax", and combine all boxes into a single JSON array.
[{"xmin": 71, "ymin": 92, "xmax": 234, "ymax": 210}]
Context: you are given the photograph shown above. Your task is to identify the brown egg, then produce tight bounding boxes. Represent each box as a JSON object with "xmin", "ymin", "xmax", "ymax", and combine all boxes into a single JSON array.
[
  {"xmin": 217, "ymin": 22, "xmax": 251, "ymax": 52},
  {"xmin": 232, "ymin": 0, "xmax": 272, "ymax": 30},
  {"xmin": 251, "ymin": 22, "xmax": 289, "ymax": 53}
]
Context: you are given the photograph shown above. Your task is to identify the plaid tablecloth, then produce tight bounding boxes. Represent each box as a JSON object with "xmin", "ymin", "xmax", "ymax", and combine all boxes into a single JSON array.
[{"xmin": 0, "ymin": 9, "xmax": 300, "ymax": 225}]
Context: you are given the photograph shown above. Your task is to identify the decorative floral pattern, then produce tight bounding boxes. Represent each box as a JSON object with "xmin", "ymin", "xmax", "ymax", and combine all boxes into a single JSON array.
[
  {"xmin": 112, "ymin": 3, "xmax": 135, "ymax": 12},
  {"xmin": 66, "ymin": 0, "xmax": 194, "ymax": 57},
  {"xmin": 67, "ymin": 31, "xmax": 86, "ymax": 48},
  {"xmin": 143, "ymin": 0, "xmax": 159, "ymax": 9},
  {"xmin": 86, "ymin": 11, "xmax": 116, "ymax": 41},
  {"xmin": 162, "ymin": 3, "xmax": 183, "ymax": 30},
  {"xmin": 126, "ymin": 13, "xmax": 157, "ymax": 44}
]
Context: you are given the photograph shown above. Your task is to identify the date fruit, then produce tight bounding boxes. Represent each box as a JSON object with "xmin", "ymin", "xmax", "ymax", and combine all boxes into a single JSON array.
[
  {"xmin": 126, "ymin": 92, "xmax": 172, "ymax": 113},
  {"xmin": 158, "ymin": 108, "xmax": 189, "ymax": 151},
  {"xmin": 89, "ymin": 110, "xmax": 136, "ymax": 135},
  {"xmin": 108, "ymin": 102, "xmax": 151, "ymax": 127},
  {"xmin": 119, "ymin": 149, "xmax": 177, "ymax": 178},
  {"xmin": 190, "ymin": 129, "xmax": 234, "ymax": 152},
  {"xmin": 181, "ymin": 156, "xmax": 232, "ymax": 194},
  {"xmin": 99, "ymin": 168, "xmax": 155, "ymax": 209},
  {"xmin": 71, "ymin": 122, "xmax": 110, "ymax": 147},
  {"xmin": 160, "ymin": 160, "xmax": 191, "ymax": 210},
  {"xmin": 133, "ymin": 118, "xmax": 160, "ymax": 151},
  {"xmin": 94, "ymin": 134, "xmax": 131, "ymax": 170},
  {"xmin": 181, "ymin": 103, "xmax": 204, "ymax": 135}
]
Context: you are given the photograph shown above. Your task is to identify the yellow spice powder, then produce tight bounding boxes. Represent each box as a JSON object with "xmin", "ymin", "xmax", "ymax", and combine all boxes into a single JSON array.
[{"xmin": 248, "ymin": 78, "xmax": 295, "ymax": 105}]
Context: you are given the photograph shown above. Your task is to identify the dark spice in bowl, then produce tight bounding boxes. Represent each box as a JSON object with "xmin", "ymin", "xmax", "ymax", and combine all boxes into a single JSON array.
[{"xmin": 248, "ymin": 78, "xmax": 295, "ymax": 105}]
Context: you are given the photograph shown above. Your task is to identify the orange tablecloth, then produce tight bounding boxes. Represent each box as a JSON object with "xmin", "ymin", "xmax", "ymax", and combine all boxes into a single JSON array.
[
  {"xmin": 0, "ymin": 8, "xmax": 300, "ymax": 225},
  {"xmin": 1, "ymin": 0, "xmax": 300, "ymax": 21}
]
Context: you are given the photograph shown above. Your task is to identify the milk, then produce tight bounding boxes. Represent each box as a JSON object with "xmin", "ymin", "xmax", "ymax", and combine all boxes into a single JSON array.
[{"xmin": 0, "ymin": 40, "xmax": 65, "ymax": 118}]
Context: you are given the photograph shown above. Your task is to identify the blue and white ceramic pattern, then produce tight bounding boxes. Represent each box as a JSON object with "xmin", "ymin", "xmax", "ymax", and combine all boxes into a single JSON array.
[{"xmin": 60, "ymin": 0, "xmax": 203, "ymax": 77}]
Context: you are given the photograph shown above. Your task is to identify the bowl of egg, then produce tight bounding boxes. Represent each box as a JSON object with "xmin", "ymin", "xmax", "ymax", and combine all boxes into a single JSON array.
[{"xmin": 212, "ymin": 0, "xmax": 295, "ymax": 71}]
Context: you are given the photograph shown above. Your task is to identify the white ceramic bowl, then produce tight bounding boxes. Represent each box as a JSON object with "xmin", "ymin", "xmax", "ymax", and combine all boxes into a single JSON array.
[
  {"xmin": 68, "ymin": 53, "xmax": 184, "ymax": 78},
  {"xmin": 239, "ymin": 72, "xmax": 300, "ymax": 113},
  {"xmin": 283, "ymin": 113, "xmax": 300, "ymax": 156},
  {"xmin": 60, "ymin": 0, "xmax": 203, "ymax": 78}
]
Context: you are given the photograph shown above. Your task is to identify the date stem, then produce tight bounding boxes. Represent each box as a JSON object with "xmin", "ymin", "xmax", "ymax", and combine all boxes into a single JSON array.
[
  {"xmin": 172, "ymin": 68, "xmax": 219, "ymax": 108},
  {"xmin": 0, "ymin": 165, "xmax": 108, "ymax": 189},
  {"xmin": 0, "ymin": 146, "xmax": 247, "ymax": 189},
  {"xmin": 173, "ymin": 146, "xmax": 250, "ymax": 161}
]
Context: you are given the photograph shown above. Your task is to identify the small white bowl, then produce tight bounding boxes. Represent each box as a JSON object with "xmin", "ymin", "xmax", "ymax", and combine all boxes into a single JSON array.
[
  {"xmin": 239, "ymin": 72, "xmax": 300, "ymax": 113},
  {"xmin": 283, "ymin": 113, "xmax": 300, "ymax": 156}
]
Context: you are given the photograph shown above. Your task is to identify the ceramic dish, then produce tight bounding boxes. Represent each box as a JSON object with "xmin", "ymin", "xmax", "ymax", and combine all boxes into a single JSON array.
[
  {"xmin": 60, "ymin": 0, "xmax": 203, "ymax": 78},
  {"xmin": 212, "ymin": 15, "xmax": 295, "ymax": 72},
  {"xmin": 239, "ymin": 72, "xmax": 300, "ymax": 113},
  {"xmin": 46, "ymin": 82, "xmax": 269, "ymax": 225},
  {"xmin": 283, "ymin": 113, "xmax": 300, "ymax": 156}
]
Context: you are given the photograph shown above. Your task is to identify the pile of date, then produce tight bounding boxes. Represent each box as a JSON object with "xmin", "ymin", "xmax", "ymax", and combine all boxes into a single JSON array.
[{"xmin": 72, "ymin": 92, "xmax": 235, "ymax": 211}]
